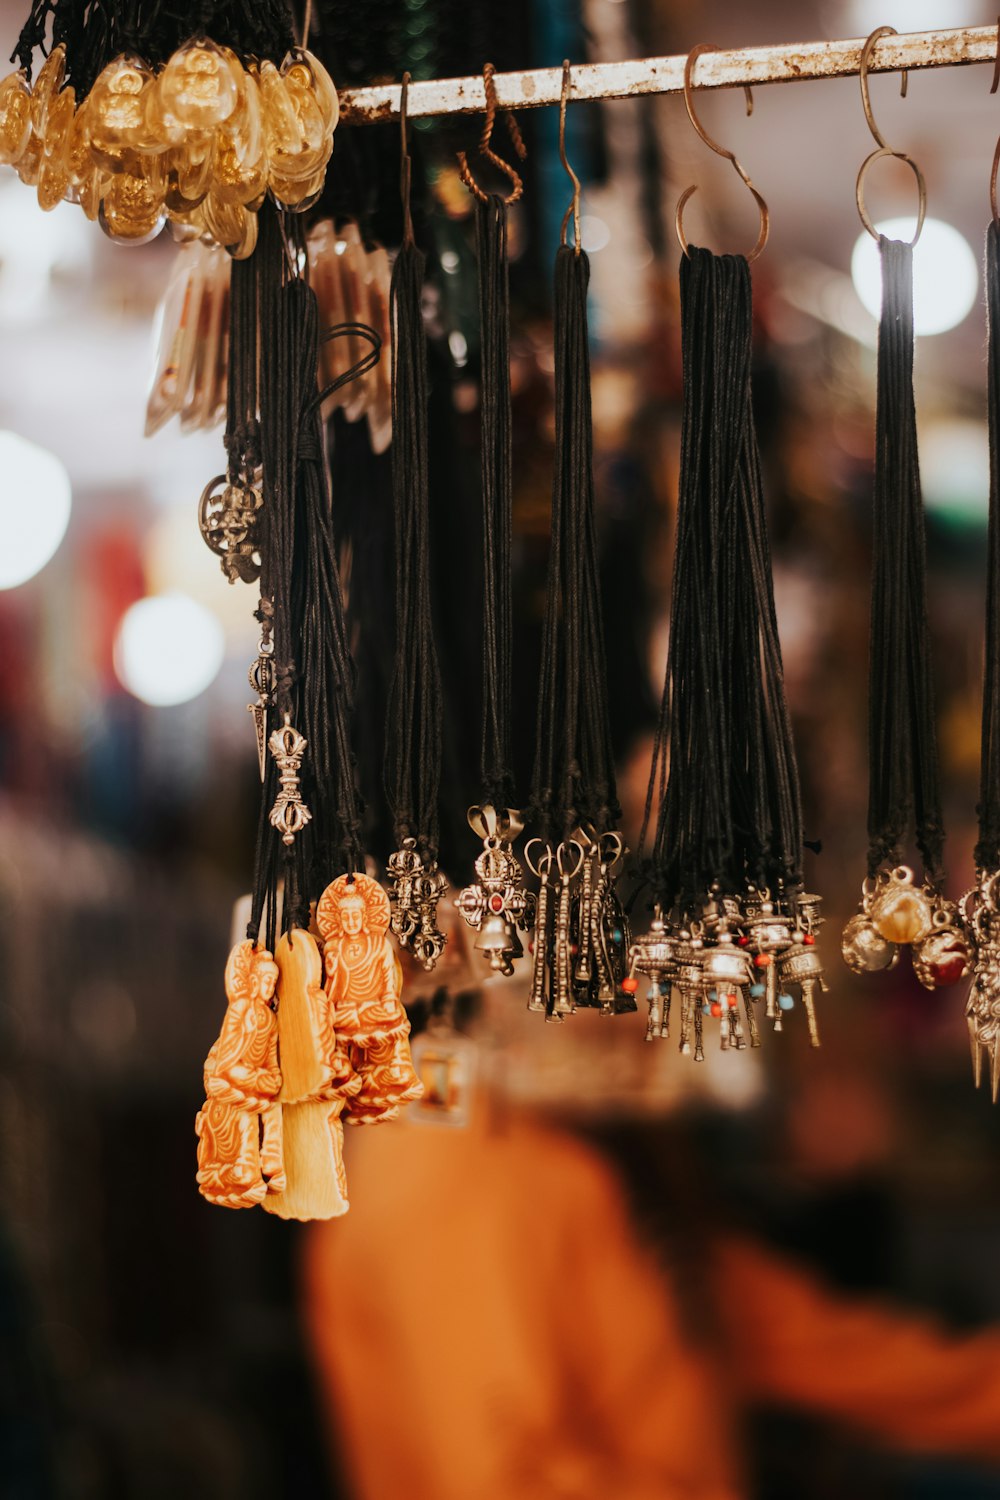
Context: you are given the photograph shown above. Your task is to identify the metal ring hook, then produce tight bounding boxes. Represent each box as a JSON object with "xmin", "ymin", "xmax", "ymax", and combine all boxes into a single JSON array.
[
  {"xmin": 598, "ymin": 831, "xmax": 624, "ymax": 869},
  {"xmin": 399, "ymin": 72, "xmax": 414, "ymax": 247},
  {"xmin": 524, "ymin": 838, "xmax": 554, "ymax": 878},
  {"xmin": 457, "ymin": 62, "xmax": 527, "ymax": 206},
  {"xmin": 558, "ymin": 60, "xmax": 582, "ymax": 253},
  {"xmin": 556, "ymin": 838, "xmax": 585, "ymax": 880},
  {"xmin": 855, "ymin": 26, "xmax": 925, "ymax": 245},
  {"xmin": 675, "ymin": 43, "xmax": 769, "ymax": 263}
]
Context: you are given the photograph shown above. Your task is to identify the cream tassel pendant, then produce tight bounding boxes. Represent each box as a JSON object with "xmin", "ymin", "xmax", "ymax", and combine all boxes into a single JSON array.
[{"xmin": 263, "ymin": 929, "xmax": 359, "ymax": 1222}]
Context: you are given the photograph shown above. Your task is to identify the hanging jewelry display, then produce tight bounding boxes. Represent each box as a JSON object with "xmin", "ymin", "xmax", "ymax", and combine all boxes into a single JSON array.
[
  {"xmin": 195, "ymin": 201, "xmax": 422, "ymax": 1217},
  {"xmin": 526, "ymin": 64, "xmax": 631, "ymax": 1023},
  {"xmin": 841, "ymin": 31, "xmax": 969, "ymax": 992},
  {"xmin": 384, "ymin": 78, "xmax": 447, "ymax": 971},
  {"xmin": 630, "ymin": 48, "xmax": 822, "ymax": 1059},
  {"xmin": 454, "ymin": 65, "xmax": 534, "ymax": 973},
  {"xmin": 961, "ymin": 137, "xmax": 1000, "ymax": 1096}
]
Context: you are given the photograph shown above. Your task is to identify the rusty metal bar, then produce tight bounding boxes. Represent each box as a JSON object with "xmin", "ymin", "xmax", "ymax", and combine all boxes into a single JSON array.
[{"xmin": 338, "ymin": 25, "xmax": 998, "ymax": 124}]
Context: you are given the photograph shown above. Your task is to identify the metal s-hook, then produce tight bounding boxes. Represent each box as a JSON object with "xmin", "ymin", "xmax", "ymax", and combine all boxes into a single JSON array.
[
  {"xmin": 457, "ymin": 62, "xmax": 527, "ymax": 205},
  {"xmin": 859, "ymin": 24, "xmax": 908, "ymax": 148},
  {"xmin": 400, "ymin": 72, "xmax": 414, "ymax": 246},
  {"xmin": 855, "ymin": 26, "xmax": 926, "ymax": 245},
  {"xmin": 674, "ymin": 44, "xmax": 769, "ymax": 263},
  {"xmin": 558, "ymin": 59, "xmax": 582, "ymax": 252}
]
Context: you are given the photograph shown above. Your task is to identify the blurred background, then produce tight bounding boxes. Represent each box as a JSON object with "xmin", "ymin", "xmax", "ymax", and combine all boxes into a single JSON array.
[{"xmin": 4, "ymin": 0, "xmax": 1000, "ymax": 1496}]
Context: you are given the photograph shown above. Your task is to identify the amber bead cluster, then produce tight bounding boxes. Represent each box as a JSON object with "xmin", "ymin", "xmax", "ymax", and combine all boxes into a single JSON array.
[
  {"xmin": 0, "ymin": 36, "xmax": 338, "ymax": 255},
  {"xmin": 841, "ymin": 865, "xmax": 970, "ymax": 990}
]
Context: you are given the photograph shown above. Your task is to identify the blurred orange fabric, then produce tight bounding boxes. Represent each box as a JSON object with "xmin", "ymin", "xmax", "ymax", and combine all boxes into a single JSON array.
[{"xmin": 302, "ymin": 1109, "xmax": 1000, "ymax": 1500}]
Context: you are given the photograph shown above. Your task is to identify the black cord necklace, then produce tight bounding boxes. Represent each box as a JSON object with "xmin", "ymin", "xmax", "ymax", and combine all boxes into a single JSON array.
[
  {"xmin": 629, "ymin": 243, "xmax": 821, "ymax": 1057},
  {"xmin": 842, "ymin": 30, "xmax": 968, "ymax": 994},
  {"xmin": 840, "ymin": 234, "xmax": 967, "ymax": 991},
  {"xmin": 384, "ymin": 77, "xmax": 448, "ymax": 971},
  {"xmin": 961, "ymin": 215, "xmax": 1000, "ymax": 1093},
  {"xmin": 453, "ymin": 77, "xmax": 534, "ymax": 978},
  {"xmin": 525, "ymin": 90, "xmax": 632, "ymax": 1020}
]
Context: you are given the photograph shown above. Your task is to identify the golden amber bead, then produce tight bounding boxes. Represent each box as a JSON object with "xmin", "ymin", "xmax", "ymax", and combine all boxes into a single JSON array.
[
  {"xmin": 158, "ymin": 38, "xmax": 240, "ymax": 132},
  {"xmin": 169, "ymin": 137, "xmax": 215, "ymax": 202},
  {"xmin": 229, "ymin": 206, "xmax": 259, "ymax": 260},
  {"xmin": 99, "ymin": 168, "xmax": 164, "ymax": 243},
  {"xmin": 281, "ymin": 63, "xmax": 325, "ymax": 151},
  {"xmin": 256, "ymin": 60, "xmax": 301, "ymax": 155},
  {"xmin": 76, "ymin": 164, "xmax": 106, "ymax": 220},
  {"xmin": 269, "ymin": 162, "xmax": 327, "ymax": 211},
  {"xmin": 0, "ymin": 71, "xmax": 32, "ymax": 165},
  {"xmin": 89, "ymin": 54, "xmax": 159, "ymax": 168},
  {"xmin": 42, "ymin": 86, "xmax": 74, "ymax": 156},
  {"xmin": 214, "ymin": 131, "xmax": 267, "ymax": 206},
  {"xmin": 201, "ymin": 189, "xmax": 246, "ymax": 249},
  {"xmin": 30, "ymin": 45, "xmax": 66, "ymax": 133},
  {"xmin": 15, "ymin": 130, "xmax": 43, "ymax": 185},
  {"xmin": 871, "ymin": 883, "xmax": 933, "ymax": 945},
  {"xmin": 299, "ymin": 49, "xmax": 339, "ymax": 132},
  {"xmin": 37, "ymin": 156, "xmax": 70, "ymax": 209},
  {"xmin": 65, "ymin": 99, "xmax": 94, "ymax": 183}
]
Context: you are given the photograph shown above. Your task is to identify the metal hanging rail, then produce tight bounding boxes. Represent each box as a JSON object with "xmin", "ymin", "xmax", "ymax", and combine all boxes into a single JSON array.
[{"xmin": 338, "ymin": 24, "xmax": 998, "ymax": 124}]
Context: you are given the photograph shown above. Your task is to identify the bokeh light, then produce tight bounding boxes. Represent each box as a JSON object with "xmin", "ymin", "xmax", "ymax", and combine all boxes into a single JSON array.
[
  {"xmin": 113, "ymin": 592, "xmax": 225, "ymax": 706},
  {"xmin": 850, "ymin": 217, "xmax": 978, "ymax": 336},
  {"xmin": 0, "ymin": 429, "xmax": 72, "ymax": 589}
]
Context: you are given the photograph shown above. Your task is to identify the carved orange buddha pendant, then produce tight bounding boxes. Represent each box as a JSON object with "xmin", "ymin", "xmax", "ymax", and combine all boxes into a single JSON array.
[
  {"xmin": 316, "ymin": 873, "xmax": 423, "ymax": 1123},
  {"xmin": 195, "ymin": 939, "xmax": 285, "ymax": 1209}
]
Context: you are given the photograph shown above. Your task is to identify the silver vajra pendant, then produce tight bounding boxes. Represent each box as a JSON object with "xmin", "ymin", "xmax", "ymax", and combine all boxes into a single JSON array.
[
  {"xmin": 456, "ymin": 805, "xmax": 533, "ymax": 977},
  {"xmin": 386, "ymin": 838, "xmax": 449, "ymax": 971},
  {"xmin": 199, "ymin": 471, "xmax": 263, "ymax": 585},
  {"xmin": 960, "ymin": 871, "xmax": 1000, "ymax": 1099},
  {"xmin": 267, "ymin": 715, "xmax": 311, "ymax": 846}
]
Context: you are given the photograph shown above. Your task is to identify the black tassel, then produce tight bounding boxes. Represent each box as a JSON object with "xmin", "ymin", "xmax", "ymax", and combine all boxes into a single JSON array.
[
  {"xmin": 976, "ymin": 220, "xmax": 1000, "ymax": 870},
  {"xmin": 475, "ymin": 193, "xmax": 515, "ymax": 811},
  {"xmin": 385, "ymin": 236, "xmax": 443, "ymax": 862},
  {"xmin": 866, "ymin": 236, "xmax": 943, "ymax": 881},
  {"xmin": 247, "ymin": 205, "xmax": 366, "ymax": 946},
  {"xmin": 530, "ymin": 244, "xmax": 619, "ymax": 842},
  {"xmin": 640, "ymin": 246, "xmax": 802, "ymax": 910}
]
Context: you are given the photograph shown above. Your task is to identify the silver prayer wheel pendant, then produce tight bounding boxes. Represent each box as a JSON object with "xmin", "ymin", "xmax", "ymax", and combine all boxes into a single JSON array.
[{"xmin": 626, "ymin": 908, "xmax": 675, "ymax": 1040}]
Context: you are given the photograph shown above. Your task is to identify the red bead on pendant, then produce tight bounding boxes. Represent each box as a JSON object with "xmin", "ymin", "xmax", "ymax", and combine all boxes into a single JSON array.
[{"xmin": 930, "ymin": 954, "xmax": 967, "ymax": 986}]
